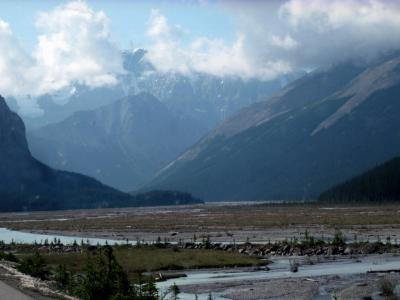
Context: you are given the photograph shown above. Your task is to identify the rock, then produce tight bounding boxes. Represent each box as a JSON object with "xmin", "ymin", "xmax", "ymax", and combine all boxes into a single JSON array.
[{"xmin": 344, "ymin": 247, "xmax": 352, "ymax": 255}]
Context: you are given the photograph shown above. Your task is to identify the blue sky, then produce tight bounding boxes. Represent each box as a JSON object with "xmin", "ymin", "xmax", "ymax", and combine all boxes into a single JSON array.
[{"xmin": 0, "ymin": 0, "xmax": 235, "ymax": 51}]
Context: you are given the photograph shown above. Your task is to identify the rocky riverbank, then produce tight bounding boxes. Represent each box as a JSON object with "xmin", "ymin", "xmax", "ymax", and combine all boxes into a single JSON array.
[{"xmin": 180, "ymin": 238, "xmax": 400, "ymax": 257}]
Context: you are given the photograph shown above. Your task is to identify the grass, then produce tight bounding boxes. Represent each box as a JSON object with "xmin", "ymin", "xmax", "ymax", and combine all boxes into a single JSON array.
[{"xmin": 15, "ymin": 246, "xmax": 265, "ymax": 279}]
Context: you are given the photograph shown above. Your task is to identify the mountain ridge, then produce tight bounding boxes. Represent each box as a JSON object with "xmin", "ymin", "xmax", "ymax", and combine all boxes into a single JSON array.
[{"xmin": 146, "ymin": 55, "xmax": 400, "ymax": 201}]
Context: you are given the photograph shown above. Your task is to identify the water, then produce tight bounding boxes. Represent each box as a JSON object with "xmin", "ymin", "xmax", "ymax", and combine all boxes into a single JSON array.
[
  {"xmin": 2, "ymin": 227, "xmax": 400, "ymax": 299},
  {"xmin": 157, "ymin": 256, "xmax": 400, "ymax": 290},
  {"xmin": 0, "ymin": 227, "xmax": 128, "ymax": 245}
]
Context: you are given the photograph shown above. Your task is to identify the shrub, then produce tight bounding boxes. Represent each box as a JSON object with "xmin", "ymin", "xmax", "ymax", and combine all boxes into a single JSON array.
[
  {"xmin": 289, "ymin": 259, "xmax": 299, "ymax": 272},
  {"xmin": 17, "ymin": 251, "xmax": 49, "ymax": 280},
  {"xmin": 332, "ymin": 230, "xmax": 346, "ymax": 246},
  {"xmin": 54, "ymin": 264, "xmax": 70, "ymax": 289},
  {"xmin": 380, "ymin": 278, "xmax": 395, "ymax": 298},
  {"xmin": 0, "ymin": 251, "xmax": 18, "ymax": 262}
]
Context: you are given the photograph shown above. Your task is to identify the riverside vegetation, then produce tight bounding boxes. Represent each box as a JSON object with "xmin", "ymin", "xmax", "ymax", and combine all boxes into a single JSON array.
[
  {"xmin": 0, "ymin": 240, "xmax": 265, "ymax": 300},
  {"xmin": 1, "ymin": 229, "xmax": 400, "ymax": 299}
]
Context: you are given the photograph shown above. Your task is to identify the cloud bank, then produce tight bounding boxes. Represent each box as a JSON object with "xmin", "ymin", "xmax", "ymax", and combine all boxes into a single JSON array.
[
  {"xmin": 145, "ymin": 8, "xmax": 292, "ymax": 80},
  {"xmin": 145, "ymin": 0, "xmax": 400, "ymax": 79},
  {"xmin": 0, "ymin": 1, "xmax": 123, "ymax": 115}
]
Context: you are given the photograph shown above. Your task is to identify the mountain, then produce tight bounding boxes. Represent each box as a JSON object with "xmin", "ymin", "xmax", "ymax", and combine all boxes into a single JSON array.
[
  {"xmin": 0, "ymin": 96, "xmax": 130, "ymax": 212},
  {"xmin": 27, "ymin": 93, "xmax": 206, "ymax": 191},
  {"xmin": 17, "ymin": 49, "xmax": 303, "ymax": 132},
  {"xmin": 123, "ymin": 50, "xmax": 305, "ymax": 131},
  {"xmin": 319, "ymin": 157, "xmax": 400, "ymax": 203},
  {"xmin": 22, "ymin": 85, "xmax": 126, "ymax": 129},
  {"xmin": 145, "ymin": 54, "xmax": 400, "ymax": 201}
]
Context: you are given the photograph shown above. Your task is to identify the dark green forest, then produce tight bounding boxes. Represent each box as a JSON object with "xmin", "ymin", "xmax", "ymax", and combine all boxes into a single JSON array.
[{"xmin": 319, "ymin": 156, "xmax": 400, "ymax": 203}]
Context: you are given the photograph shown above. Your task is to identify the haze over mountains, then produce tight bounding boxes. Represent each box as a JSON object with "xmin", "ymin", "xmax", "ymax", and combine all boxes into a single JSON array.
[
  {"xmin": 4, "ymin": 49, "xmax": 400, "ymax": 204},
  {"xmin": 25, "ymin": 50, "xmax": 302, "ymax": 191},
  {"xmin": 147, "ymin": 53, "xmax": 400, "ymax": 201},
  {"xmin": 28, "ymin": 93, "xmax": 206, "ymax": 191},
  {"xmin": 17, "ymin": 51, "xmax": 400, "ymax": 201}
]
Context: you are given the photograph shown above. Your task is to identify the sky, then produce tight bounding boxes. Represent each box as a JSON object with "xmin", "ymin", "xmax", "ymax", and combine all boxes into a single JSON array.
[
  {"xmin": 1, "ymin": 0, "xmax": 400, "ymax": 115},
  {"xmin": 0, "ymin": 0, "xmax": 235, "ymax": 51}
]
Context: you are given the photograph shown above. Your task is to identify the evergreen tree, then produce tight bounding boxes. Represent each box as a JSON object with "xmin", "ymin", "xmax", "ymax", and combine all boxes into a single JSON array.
[
  {"xmin": 54, "ymin": 264, "xmax": 70, "ymax": 289},
  {"xmin": 17, "ymin": 251, "xmax": 49, "ymax": 280},
  {"xmin": 170, "ymin": 283, "xmax": 180, "ymax": 300}
]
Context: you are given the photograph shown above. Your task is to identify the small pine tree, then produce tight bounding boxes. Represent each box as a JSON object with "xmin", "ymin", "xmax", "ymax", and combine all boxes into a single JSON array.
[
  {"xmin": 170, "ymin": 283, "xmax": 180, "ymax": 300},
  {"xmin": 54, "ymin": 264, "xmax": 70, "ymax": 289},
  {"xmin": 332, "ymin": 230, "xmax": 346, "ymax": 246},
  {"xmin": 142, "ymin": 278, "xmax": 158, "ymax": 299},
  {"xmin": 17, "ymin": 251, "xmax": 49, "ymax": 280}
]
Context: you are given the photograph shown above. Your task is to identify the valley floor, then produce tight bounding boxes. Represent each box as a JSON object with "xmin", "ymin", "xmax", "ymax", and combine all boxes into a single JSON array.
[
  {"xmin": 1, "ymin": 202, "xmax": 400, "ymax": 244},
  {"xmin": 1, "ymin": 202, "xmax": 400, "ymax": 299}
]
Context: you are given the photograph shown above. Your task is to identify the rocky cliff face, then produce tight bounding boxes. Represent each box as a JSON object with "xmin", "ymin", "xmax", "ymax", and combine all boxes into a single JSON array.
[{"xmin": 0, "ymin": 96, "xmax": 130, "ymax": 212}]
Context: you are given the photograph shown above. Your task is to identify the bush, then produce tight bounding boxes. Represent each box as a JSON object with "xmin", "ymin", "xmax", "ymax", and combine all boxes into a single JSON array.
[
  {"xmin": 72, "ymin": 245, "xmax": 160, "ymax": 300},
  {"xmin": 17, "ymin": 251, "xmax": 49, "ymax": 280},
  {"xmin": 54, "ymin": 264, "xmax": 70, "ymax": 289},
  {"xmin": 332, "ymin": 230, "xmax": 346, "ymax": 246},
  {"xmin": 380, "ymin": 278, "xmax": 395, "ymax": 298},
  {"xmin": 289, "ymin": 260, "xmax": 299, "ymax": 272},
  {"xmin": 0, "ymin": 251, "xmax": 18, "ymax": 262}
]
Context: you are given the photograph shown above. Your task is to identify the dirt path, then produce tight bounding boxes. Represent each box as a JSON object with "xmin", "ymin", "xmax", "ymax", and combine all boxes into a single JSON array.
[{"xmin": 0, "ymin": 280, "xmax": 33, "ymax": 300}]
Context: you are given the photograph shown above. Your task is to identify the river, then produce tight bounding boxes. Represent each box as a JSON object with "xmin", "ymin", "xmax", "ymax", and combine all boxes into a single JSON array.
[{"xmin": 0, "ymin": 227, "xmax": 127, "ymax": 245}]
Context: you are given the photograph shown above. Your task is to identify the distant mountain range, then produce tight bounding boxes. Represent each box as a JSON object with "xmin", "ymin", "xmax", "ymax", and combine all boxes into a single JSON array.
[
  {"xmin": 22, "ymin": 50, "xmax": 304, "ymax": 192},
  {"xmin": 1, "ymin": 95, "xmax": 204, "ymax": 211},
  {"xmin": 146, "ymin": 53, "xmax": 400, "ymax": 201},
  {"xmin": 12, "ymin": 48, "xmax": 400, "ymax": 203},
  {"xmin": 319, "ymin": 157, "xmax": 400, "ymax": 203},
  {"xmin": 18, "ymin": 49, "xmax": 303, "ymax": 131},
  {"xmin": 28, "ymin": 93, "xmax": 206, "ymax": 191},
  {"xmin": 0, "ymin": 95, "xmax": 130, "ymax": 212},
  {"xmin": 123, "ymin": 50, "xmax": 305, "ymax": 131}
]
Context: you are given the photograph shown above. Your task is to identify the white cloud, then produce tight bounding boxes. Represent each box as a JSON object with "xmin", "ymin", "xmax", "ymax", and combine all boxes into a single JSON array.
[
  {"xmin": 146, "ymin": 0, "xmax": 400, "ymax": 79},
  {"xmin": 145, "ymin": 9, "xmax": 292, "ymax": 80},
  {"xmin": 0, "ymin": 21, "xmax": 35, "ymax": 97},
  {"xmin": 271, "ymin": 35, "xmax": 298, "ymax": 50},
  {"xmin": 146, "ymin": 9, "xmax": 186, "ymax": 40},
  {"xmin": 0, "ymin": 1, "xmax": 124, "ymax": 116},
  {"xmin": 277, "ymin": 0, "xmax": 400, "ymax": 65}
]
